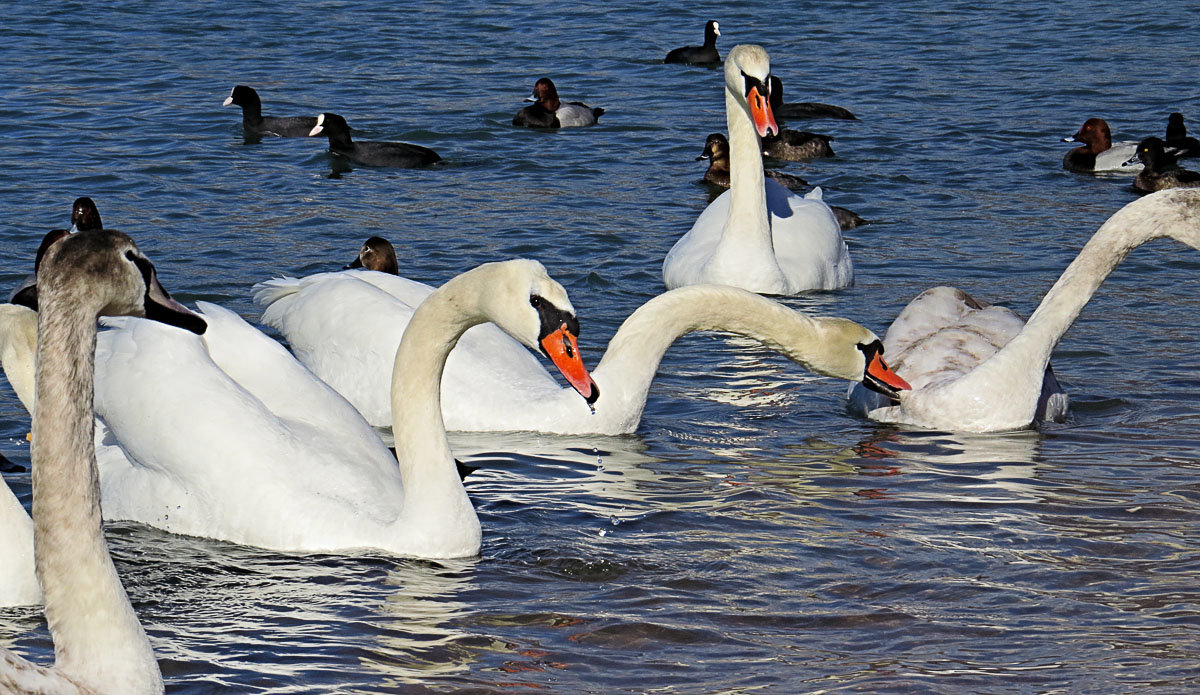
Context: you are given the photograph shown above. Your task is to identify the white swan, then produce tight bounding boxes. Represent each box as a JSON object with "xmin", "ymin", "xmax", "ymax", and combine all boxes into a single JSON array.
[
  {"xmin": 1, "ymin": 230, "xmax": 204, "ymax": 695},
  {"xmin": 847, "ymin": 189, "xmax": 1200, "ymax": 432},
  {"xmin": 0, "ymin": 304, "xmax": 40, "ymax": 608},
  {"xmin": 257, "ymin": 272, "xmax": 910, "ymax": 435},
  {"xmin": 51, "ymin": 260, "xmax": 590, "ymax": 557},
  {"xmin": 662, "ymin": 44, "xmax": 853, "ymax": 295}
]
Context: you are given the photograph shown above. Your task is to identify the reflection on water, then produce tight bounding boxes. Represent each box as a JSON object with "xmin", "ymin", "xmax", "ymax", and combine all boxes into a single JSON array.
[{"xmin": 3, "ymin": 0, "xmax": 1200, "ymax": 692}]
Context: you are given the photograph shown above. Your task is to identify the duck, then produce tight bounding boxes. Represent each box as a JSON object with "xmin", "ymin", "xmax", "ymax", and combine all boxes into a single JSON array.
[
  {"xmin": 512, "ymin": 78, "xmax": 604, "ymax": 128},
  {"xmin": 1125, "ymin": 137, "xmax": 1200, "ymax": 193},
  {"xmin": 664, "ymin": 19, "xmax": 721, "ymax": 65},
  {"xmin": 10, "ymin": 198, "xmax": 103, "ymax": 308},
  {"xmin": 309, "ymin": 112, "xmax": 441, "ymax": 168},
  {"xmin": 0, "ymin": 230, "xmax": 206, "ymax": 694},
  {"xmin": 697, "ymin": 132, "xmax": 808, "ymax": 190},
  {"xmin": 344, "ymin": 236, "xmax": 399, "ymax": 273},
  {"xmin": 69, "ymin": 196, "xmax": 103, "ymax": 232},
  {"xmin": 761, "ymin": 127, "xmax": 835, "ymax": 161},
  {"xmin": 696, "ymin": 133, "xmax": 867, "ymax": 231},
  {"xmin": 1164, "ymin": 113, "xmax": 1200, "ymax": 159},
  {"xmin": 1062, "ymin": 117, "xmax": 1139, "ymax": 173},
  {"xmin": 256, "ymin": 264, "xmax": 909, "ymax": 435},
  {"xmin": 222, "ymin": 85, "xmax": 317, "ymax": 138},
  {"xmin": 768, "ymin": 75, "xmax": 856, "ymax": 121},
  {"xmin": 847, "ymin": 189, "xmax": 1200, "ymax": 432},
  {"xmin": 662, "ymin": 44, "xmax": 853, "ymax": 295}
]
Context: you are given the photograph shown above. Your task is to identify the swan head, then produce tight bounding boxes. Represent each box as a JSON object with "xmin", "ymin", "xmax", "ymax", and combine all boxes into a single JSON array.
[
  {"xmin": 810, "ymin": 319, "xmax": 911, "ymax": 401},
  {"xmin": 725, "ymin": 44, "xmax": 777, "ymax": 138},
  {"xmin": 473, "ymin": 259, "xmax": 599, "ymax": 405},
  {"xmin": 344, "ymin": 236, "xmax": 399, "ymax": 275},
  {"xmin": 1106, "ymin": 187, "xmax": 1200, "ymax": 248},
  {"xmin": 29, "ymin": 230, "xmax": 207, "ymax": 334}
]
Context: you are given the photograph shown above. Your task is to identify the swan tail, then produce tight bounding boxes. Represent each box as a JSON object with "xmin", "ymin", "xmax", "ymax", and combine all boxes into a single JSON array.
[
  {"xmin": 252, "ymin": 277, "xmax": 302, "ymax": 309},
  {"xmin": 252, "ymin": 277, "xmax": 304, "ymax": 329}
]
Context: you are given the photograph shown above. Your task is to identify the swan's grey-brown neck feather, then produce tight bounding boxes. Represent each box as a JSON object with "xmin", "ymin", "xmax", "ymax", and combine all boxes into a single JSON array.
[{"xmin": 1, "ymin": 232, "xmax": 163, "ymax": 694}]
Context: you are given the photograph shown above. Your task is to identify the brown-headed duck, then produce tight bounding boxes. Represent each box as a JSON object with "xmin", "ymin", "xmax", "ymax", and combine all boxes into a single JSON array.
[
  {"xmin": 513, "ymin": 78, "xmax": 604, "ymax": 128},
  {"xmin": 696, "ymin": 133, "xmax": 867, "ymax": 231},
  {"xmin": 343, "ymin": 236, "xmax": 399, "ymax": 274},
  {"xmin": 1062, "ymin": 118, "xmax": 1139, "ymax": 173}
]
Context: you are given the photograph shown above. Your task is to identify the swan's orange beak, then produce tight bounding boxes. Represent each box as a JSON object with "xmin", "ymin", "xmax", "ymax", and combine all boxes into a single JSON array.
[
  {"xmin": 865, "ymin": 351, "xmax": 911, "ymax": 400},
  {"xmin": 747, "ymin": 85, "xmax": 778, "ymax": 138},
  {"xmin": 541, "ymin": 323, "xmax": 599, "ymax": 405}
]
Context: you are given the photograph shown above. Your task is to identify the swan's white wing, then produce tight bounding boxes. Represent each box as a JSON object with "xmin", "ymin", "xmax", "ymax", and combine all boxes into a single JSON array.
[
  {"xmin": 848, "ymin": 286, "xmax": 1066, "ymax": 422},
  {"xmin": 93, "ymin": 316, "xmax": 403, "ymax": 552},
  {"xmin": 663, "ymin": 191, "xmax": 733, "ymax": 289},
  {"xmin": 0, "ymin": 482, "xmax": 38, "ymax": 607},
  {"xmin": 768, "ymin": 182, "xmax": 854, "ymax": 291},
  {"xmin": 0, "ymin": 651, "xmax": 85, "ymax": 694},
  {"xmin": 258, "ymin": 274, "xmax": 419, "ymax": 426},
  {"xmin": 255, "ymin": 272, "xmax": 564, "ymax": 432}
]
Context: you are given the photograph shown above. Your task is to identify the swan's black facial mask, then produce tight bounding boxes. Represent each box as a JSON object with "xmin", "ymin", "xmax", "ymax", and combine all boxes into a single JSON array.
[
  {"xmin": 531, "ymin": 294, "xmax": 599, "ymax": 405},
  {"xmin": 128, "ymin": 253, "xmax": 207, "ymax": 335},
  {"xmin": 857, "ymin": 340, "xmax": 911, "ymax": 401}
]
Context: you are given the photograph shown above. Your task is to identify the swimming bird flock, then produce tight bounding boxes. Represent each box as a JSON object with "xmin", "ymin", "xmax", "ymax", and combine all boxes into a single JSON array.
[{"xmin": 2, "ymin": 19, "xmax": 1199, "ymax": 694}]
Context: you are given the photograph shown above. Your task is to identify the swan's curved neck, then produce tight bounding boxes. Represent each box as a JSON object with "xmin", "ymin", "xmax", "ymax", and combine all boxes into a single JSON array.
[
  {"xmin": 0, "ymin": 304, "xmax": 38, "ymax": 414},
  {"xmin": 725, "ymin": 86, "xmax": 770, "ymax": 239},
  {"xmin": 972, "ymin": 198, "xmax": 1191, "ymax": 388},
  {"xmin": 34, "ymin": 289, "xmax": 160, "ymax": 690},
  {"xmin": 594, "ymin": 286, "xmax": 829, "ymax": 417},
  {"xmin": 389, "ymin": 273, "xmax": 480, "ymax": 541}
]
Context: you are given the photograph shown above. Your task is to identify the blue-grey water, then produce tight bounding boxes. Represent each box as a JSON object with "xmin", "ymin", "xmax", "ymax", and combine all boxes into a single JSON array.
[{"xmin": 2, "ymin": 1, "xmax": 1200, "ymax": 692}]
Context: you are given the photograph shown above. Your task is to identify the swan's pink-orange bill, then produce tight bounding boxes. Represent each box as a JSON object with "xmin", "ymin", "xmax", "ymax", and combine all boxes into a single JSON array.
[
  {"xmin": 747, "ymin": 85, "xmax": 778, "ymax": 138},
  {"xmin": 867, "ymin": 352, "xmax": 911, "ymax": 393},
  {"xmin": 541, "ymin": 324, "xmax": 599, "ymax": 403}
]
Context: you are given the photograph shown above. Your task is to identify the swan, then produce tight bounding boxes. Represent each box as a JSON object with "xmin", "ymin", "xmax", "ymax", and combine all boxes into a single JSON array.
[
  {"xmin": 52, "ymin": 260, "xmax": 588, "ymax": 557},
  {"xmin": 662, "ymin": 44, "xmax": 853, "ymax": 295},
  {"xmin": 1, "ymin": 230, "xmax": 206, "ymax": 695},
  {"xmin": 256, "ymin": 271, "xmax": 910, "ymax": 435},
  {"xmin": 847, "ymin": 189, "xmax": 1200, "ymax": 432},
  {"xmin": 696, "ymin": 133, "xmax": 868, "ymax": 231},
  {"xmin": 0, "ymin": 304, "xmax": 40, "ymax": 608}
]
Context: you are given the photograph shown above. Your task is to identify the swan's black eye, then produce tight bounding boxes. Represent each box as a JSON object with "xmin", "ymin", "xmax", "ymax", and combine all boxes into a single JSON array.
[{"xmin": 530, "ymin": 295, "xmax": 542, "ymax": 309}]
